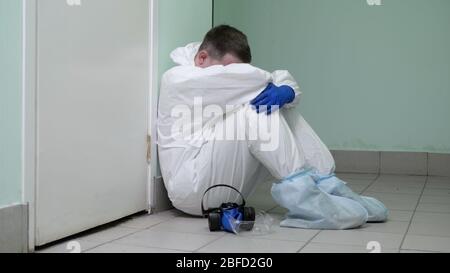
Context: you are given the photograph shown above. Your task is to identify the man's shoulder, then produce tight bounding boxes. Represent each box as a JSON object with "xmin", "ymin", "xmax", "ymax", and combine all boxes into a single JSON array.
[
  {"xmin": 161, "ymin": 65, "xmax": 196, "ymax": 85},
  {"xmin": 162, "ymin": 65, "xmax": 192, "ymax": 77},
  {"xmin": 161, "ymin": 64, "xmax": 273, "ymax": 86}
]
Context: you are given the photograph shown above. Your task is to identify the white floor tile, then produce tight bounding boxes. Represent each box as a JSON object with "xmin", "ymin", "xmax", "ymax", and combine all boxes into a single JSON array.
[
  {"xmin": 399, "ymin": 249, "xmax": 440, "ymax": 253},
  {"xmin": 300, "ymin": 242, "xmax": 398, "ymax": 253},
  {"xmin": 422, "ymin": 188, "xmax": 450, "ymax": 197},
  {"xmin": 76, "ymin": 226, "xmax": 138, "ymax": 244},
  {"xmin": 336, "ymin": 173, "xmax": 378, "ymax": 181},
  {"xmin": 347, "ymin": 184, "xmax": 367, "ymax": 194},
  {"xmin": 148, "ymin": 216, "xmax": 211, "ymax": 235},
  {"xmin": 373, "ymin": 176, "xmax": 426, "ymax": 189},
  {"xmin": 408, "ymin": 212, "xmax": 450, "ymax": 237},
  {"xmin": 365, "ymin": 184, "xmax": 423, "ymax": 195},
  {"xmin": 342, "ymin": 179, "xmax": 373, "ymax": 187},
  {"xmin": 387, "ymin": 210, "xmax": 414, "ymax": 222},
  {"xmin": 411, "ymin": 211, "xmax": 450, "ymax": 221},
  {"xmin": 426, "ymin": 177, "xmax": 450, "ymax": 189},
  {"xmin": 312, "ymin": 230, "xmax": 404, "ymax": 249},
  {"xmin": 402, "ymin": 234, "xmax": 450, "ymax": 252},
  {"xmin": 363, "ymin": 191, "xmax": 421, "ymax": 201},
  {"xmin": 363, "ymin": 192, "xmax": 420, "ymax": 211},
  {"xmin": 377, "ymin": 174, "xmax": 428, "ymax": 183},
  {"xmin": 241, "ymin": 215, "xmax": 319, "ymax": 242},
  {"xmin": 115, "ymin": 230, "xmax": 221, "ymax": 252},
  {"xmin": 197, "ymin": 235, "xmax": 305, "ymax": 253},
  {"xmin": 119, "ymin": 211, "xmax": 181, "ymax": 230},
  {"xmin": 416, "ymin": 203, "xmax": 450, "ymax": 214},
  {"xmin": 158, "ymin": 209, "xmax": 188, "ymax": 218},
  {"xmin": 85, "ymin": 243, "xmax": 188, "ymax": 253},
  {"xmin": 357, "ymin": 221, "xmax": 410, "ymax": 234},
  {"xmin": 420, "ymin": 195, "xmax": 450, "ymax": 204},
  {"xmin": 35, "ymin": 239, "xmax": 99, "ymax": 253}
]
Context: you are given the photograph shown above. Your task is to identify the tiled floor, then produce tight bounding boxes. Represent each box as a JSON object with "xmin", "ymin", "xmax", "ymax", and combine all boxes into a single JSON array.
[{"xmin": 36, "ymin": 174, "xmax": 450, "ymax": 253}]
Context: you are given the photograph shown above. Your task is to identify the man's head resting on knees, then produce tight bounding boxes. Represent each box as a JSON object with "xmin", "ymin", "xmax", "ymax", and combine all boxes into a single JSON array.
[{"xmin": 195, "ymin": 25, "xmax": 252, "ymax": 68}]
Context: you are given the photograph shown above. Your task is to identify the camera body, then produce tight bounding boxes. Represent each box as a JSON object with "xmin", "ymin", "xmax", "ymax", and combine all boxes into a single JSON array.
[
  {"xmin": 201, "ymin": 185, "xmax": 256, "ymax": 233},
  {"xmin": 207, "ymin": 202, "xmax": 256, "ymax": 232}
]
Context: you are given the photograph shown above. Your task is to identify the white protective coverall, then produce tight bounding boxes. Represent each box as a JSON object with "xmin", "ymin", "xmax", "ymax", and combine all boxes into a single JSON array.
[{"xmin": 158, "ymin": 43, "xmax": 388, "ymax": 229}]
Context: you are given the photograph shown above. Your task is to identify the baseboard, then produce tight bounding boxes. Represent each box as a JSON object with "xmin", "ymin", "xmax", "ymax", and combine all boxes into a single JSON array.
[
  {"xmin": 0, "ymin": 203, "xmax": 28, "ymax": 253},
  {"xmin": 151, "ymin": 176, "xmax": 174, "ymax": 213},
  {"xmin": 331, "ymin": 150, "xmax": 450, "ymax": 177}
]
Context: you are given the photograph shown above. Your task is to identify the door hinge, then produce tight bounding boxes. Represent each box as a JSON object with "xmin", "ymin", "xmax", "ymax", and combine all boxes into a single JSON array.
[{"xmin": 147, "ymin": 134, "xmax": 151, "ymax": 164}]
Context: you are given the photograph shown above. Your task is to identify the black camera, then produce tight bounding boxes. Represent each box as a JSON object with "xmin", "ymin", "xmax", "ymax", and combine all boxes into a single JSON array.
[{"xmin": 201, "ymin": 184, "xmax": 256, "ymax": 233}]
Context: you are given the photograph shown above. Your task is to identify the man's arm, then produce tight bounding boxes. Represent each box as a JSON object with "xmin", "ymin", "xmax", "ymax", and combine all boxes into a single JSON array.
[
  {"xmin": 162, "ymin": 64, "xmax": 272, "ymax": 111},
  {"xmin": 250, "ymin": 70, "xmax": 302, "ymax": 114},
  {"xmin": 271, "ymin": 70, "xmax": 302, "ymax": 108}
]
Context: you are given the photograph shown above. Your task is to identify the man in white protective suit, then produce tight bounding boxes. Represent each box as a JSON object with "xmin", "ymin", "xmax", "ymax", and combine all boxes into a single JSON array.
[{"xmin": 158, "ymin": 25, "xmax": 388, "ymax": 230}]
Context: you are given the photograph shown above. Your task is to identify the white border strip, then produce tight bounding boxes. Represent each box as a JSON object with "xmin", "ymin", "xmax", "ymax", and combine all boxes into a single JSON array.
[
  {"xmin": 148, "ymin": 0, "xmax": 159, "ymax": 212},
  {"xmin": 22, "ymin": 0, "xmax": 37, "ymax": 252}
]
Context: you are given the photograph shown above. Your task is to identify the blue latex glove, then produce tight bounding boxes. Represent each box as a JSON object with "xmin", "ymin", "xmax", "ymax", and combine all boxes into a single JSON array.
[{"xmin": 250, "ymin": 83, "xmax": 296, "ymax": 115}]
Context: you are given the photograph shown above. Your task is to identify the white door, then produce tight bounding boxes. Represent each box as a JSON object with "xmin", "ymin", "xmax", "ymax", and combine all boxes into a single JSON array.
[{"xmin": 35, "ymin": 0, "xmax": 150, "ymax": 246}]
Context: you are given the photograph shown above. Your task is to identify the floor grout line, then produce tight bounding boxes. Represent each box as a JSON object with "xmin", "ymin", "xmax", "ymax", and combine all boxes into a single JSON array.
[
  {"xmin": 81, "ymin": 228, "xmax": 150, "ymax": 253},
  {"xmin": 359, "ymin": 172, "xmax": 381, "ymax": 195},
  {"xmin": 100, "ymin": 238, "xmax": 205, "ymax": 253},
  {"xmin": 400, "ymin": 248, "xmax": 441, "ymax": 253},
  {"xmin": 378, "ymin": 152, "xmax": 382, "ymax": 174},
  {"xmin": 84, "ymin": 240, "xmax": 195, "ymax": 253},
  {"xmin": 398, "ymin": 176, "xmax": 429, "ymax": 251},
  {"xmin": 192, "ymin": 234, "xmax": 227, "ymax": 253},
  {"xmin": 84, "ymin": 216, "xmax": 223, "ymax": 253},
  {"xmin": 296, "ymin": 230, "xmax": 322, "ymax": 253},
  {"xmin": 80, "ymin": 211, "xmax": 183, "ymax": 253}
]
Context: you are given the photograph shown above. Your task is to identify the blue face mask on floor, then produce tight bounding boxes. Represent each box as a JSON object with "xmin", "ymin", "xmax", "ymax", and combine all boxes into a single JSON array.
[{"xmin": 221, "ymin": 208, "xmax": 244, "ymax": 234}]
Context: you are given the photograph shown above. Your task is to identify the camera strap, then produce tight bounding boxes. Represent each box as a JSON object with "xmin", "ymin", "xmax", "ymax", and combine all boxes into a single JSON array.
[{"xmin": 201, "ymin": 184, "xmax": 247, "ymax": 218}]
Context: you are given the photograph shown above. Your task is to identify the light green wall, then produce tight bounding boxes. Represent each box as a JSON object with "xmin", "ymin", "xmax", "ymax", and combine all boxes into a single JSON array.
[
  {"xmin": 156, "ymin": 0, "xmax": 212, "ymax": 176},
  {"xmin": 0, "ymin": 0, "xmax": 23, "ymax": 207},
  {"xmin": 158, "ymin": 0, "xmax": 212, "ymax": 75},
  {"xmin": 215, "ymin": 0, "xmax": 450, "ymax": 153}
]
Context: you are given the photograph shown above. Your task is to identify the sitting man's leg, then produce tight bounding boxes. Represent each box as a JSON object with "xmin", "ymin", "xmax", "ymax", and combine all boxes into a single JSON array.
[
  {"xmin": 282, "ymin": 108, "xmax": 388, "ymax": 222},
  {"xmin": 242, "ymin": 106, "xmax": 368, "ymax": 229},
  {"xmin": 314, "ymin": 176, "xmax": 389, "ymax": 222},
  {"xmin": 281, "ymin": 107, "xmax": 388, "ymax": 223},
  {"xmin": 281, "ymin": 107, "xmax": 335, "ymax": 176}
]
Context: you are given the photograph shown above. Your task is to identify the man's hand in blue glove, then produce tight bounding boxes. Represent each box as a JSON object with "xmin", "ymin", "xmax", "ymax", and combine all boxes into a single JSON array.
[{"xmin": 250, "ymin": 83, "xmax": 296, "ymax": 115}]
